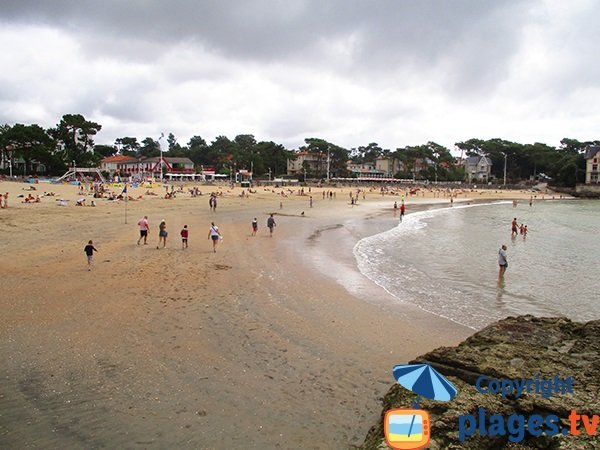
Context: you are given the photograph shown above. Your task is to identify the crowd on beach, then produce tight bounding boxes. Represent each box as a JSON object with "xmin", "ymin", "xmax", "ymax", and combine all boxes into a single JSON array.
[{"xmin": 2, "ymin": 177, "xmax": 558, "ymax": 280}]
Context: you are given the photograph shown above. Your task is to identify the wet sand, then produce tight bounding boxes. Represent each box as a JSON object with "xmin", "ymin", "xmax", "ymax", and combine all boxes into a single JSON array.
[{"xmin": 0, "ymin": 181, "xmax": 541, "ymax": 448}]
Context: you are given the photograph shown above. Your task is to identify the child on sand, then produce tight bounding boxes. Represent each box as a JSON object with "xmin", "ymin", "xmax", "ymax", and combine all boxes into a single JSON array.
[
  {"xmin": 84, "ymin": 240, "xmax": 98, "ymax": 271},
  {"xmin": 181, "ymin": 225, "xmax": 189, "ymax": 249},
  {"xmin": 252, "ymin": 218, "xmax": 258, "ymax": 236}
]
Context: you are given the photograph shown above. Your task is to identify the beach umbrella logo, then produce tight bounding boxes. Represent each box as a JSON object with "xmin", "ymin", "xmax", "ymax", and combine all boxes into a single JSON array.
[
  {"xmin": 392, "ymin": 363, "xmax": 458, "ymax": 405},
  {"xmin": 384, "ymin": 364, "xmax": 458, "ymax": 449}
]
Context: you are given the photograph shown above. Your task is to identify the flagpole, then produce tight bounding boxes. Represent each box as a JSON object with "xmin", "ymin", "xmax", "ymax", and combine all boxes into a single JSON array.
[{"xmin": 124, "ymin": 182, "xmax": 128, "ymax": 224}]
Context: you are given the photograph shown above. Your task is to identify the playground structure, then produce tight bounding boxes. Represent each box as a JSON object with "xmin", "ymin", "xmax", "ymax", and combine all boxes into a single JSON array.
[{"xmin": 54, "ymin": 167, "xmax": 106, "ymax": 183}]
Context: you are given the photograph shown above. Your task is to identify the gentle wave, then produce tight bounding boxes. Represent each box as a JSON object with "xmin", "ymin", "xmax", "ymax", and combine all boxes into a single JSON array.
[{"xmin": 353, "ymin": 200, "xmax": 599, "ymax": 329}]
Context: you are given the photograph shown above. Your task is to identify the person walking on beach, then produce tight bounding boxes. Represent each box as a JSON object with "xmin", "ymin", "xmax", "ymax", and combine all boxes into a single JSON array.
[
  {"xmin": 157, "ymin": 219, "xmax": 168, "ymax": 249},
  {"xmin": 181, "ymin": 225, "xmax": 189, "ymax": 249},
  {"xmin": 267, "ymin": 214, "xmax": 276, "ymax": 237},
  {"xmin": 137, "ymin": 215, "xmax": 150, "ymax": 245},
  {"xmin": 208, "ymin": 222, "xmax": 221, "ymax": 252},
  {"xmin": 84, "ymin": 240, "xmax": 98, "ymax": 271},
  {"xmin": 209, "ymin": 194, "xmax": 218, "ymax": 212},
  {"xmin": 511, "ymin": 218, "xmax": 518, "ymax": 236},
  {"xmin": 400, "ymin": 203, "xmax": 406, "ymax": 222},
  {"xmin": 498, "ymin": 244, "xmax": 508, "ymax": 280},
  {"xmin": 251, "ymin": 218, "xmax": 258, "ymax": 236}
]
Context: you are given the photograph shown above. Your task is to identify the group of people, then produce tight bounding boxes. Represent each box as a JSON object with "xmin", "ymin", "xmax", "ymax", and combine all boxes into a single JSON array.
[
  {"xmin": 133, "ymin": 212, "xmax": 278, "ymax": 255},
  {"xmin": 511, "ymin": 218, "xmax": 528, "ymax": 237},
  {"xmin": 21, "ymin": 193, "xmax": 41, "ymax": 203},
  {"xmin": 500, "ymin": 214, "xmax": 531, "ymax": 280},
  {"xmin": 136, "ymin": 216, "xmax": 194, "ymax": 250}
]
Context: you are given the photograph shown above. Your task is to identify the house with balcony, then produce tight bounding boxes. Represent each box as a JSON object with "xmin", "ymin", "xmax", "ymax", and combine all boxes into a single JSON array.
[
  {"xmin": 101, "ymin": 156, "xmax": 195, "ymax": 179},
  {"xmin": 287, "ymin": 151, "xmax": 326, "ymax": 176},
  {"xmin": 100, "ymin": 155, "xmax": 137, "ymax": 173},
  {"xmin": 346, "ymin": 161, "xmax": 386, "ymax": 179}
]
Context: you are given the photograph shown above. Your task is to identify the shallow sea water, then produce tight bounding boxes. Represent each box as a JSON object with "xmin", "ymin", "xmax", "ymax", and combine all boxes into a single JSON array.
[{"xmin": 354, "ymin": 200, "xmax": 600, "ymax": 329}]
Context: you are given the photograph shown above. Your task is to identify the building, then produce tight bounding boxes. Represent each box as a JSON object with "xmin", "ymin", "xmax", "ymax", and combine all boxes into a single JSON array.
[
  {"xmin": 466, "ymin": 155, "xmax": 493, "ymax": 183},
  {"xmin": 346, "ymin": 161, "xmax": 386, "ymax": 179},
  {"xmin": 100, "ymin": 155, "xmax": 137, "ymax": 173},
  {"xmin": 375, "ymin": 157, "xmax": 404, "ymax": 177},
  {"xmin": 100, "ymin": 156, "xmax": 195, "ymax": 179},
  {"xmin": 287, "ymin": 151, "xmax": 327, "ymax": 176},
  {"xmin": 584, "ymin": 145, "xmax": 600, "ymax": 184}
]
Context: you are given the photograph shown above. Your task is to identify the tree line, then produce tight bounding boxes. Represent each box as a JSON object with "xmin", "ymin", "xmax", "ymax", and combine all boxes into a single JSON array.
[{"xmin": 0, "ymin": 113, "xmax": 596, "ymax": 186}]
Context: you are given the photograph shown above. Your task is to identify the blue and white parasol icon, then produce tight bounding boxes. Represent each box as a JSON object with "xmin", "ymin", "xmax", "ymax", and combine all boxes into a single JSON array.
[{"xmin": 392, "ymin": 363, "xmax": 458, "ymax": 407}]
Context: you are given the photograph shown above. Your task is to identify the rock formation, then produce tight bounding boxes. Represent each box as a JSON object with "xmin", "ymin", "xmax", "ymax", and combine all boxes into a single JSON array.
[{"xmin": 361, "ymin": 316, "xmax": 600, "ymax": 449}]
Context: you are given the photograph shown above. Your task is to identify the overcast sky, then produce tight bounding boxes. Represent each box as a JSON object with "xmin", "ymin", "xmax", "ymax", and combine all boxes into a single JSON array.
[{"xmin": 1, "ymin": 0, "xmax": 599, "ymax": 152}]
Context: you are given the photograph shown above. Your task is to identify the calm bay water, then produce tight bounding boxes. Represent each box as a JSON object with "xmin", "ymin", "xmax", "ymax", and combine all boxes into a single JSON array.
[{"xmin": 354, "ymin": 200, "xmax": 600, "ymax": 329}]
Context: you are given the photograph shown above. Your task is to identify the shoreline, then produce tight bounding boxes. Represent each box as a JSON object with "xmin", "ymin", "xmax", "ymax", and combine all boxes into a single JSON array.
[{"xmin": 0, "ymin": 180, "xmax": 562, "ymax": 448}]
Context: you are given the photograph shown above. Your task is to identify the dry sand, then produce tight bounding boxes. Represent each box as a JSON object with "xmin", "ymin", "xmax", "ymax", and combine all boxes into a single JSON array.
[{"xmin": 0, "ymin": 180, "xmax": 549, "ymax": 449}]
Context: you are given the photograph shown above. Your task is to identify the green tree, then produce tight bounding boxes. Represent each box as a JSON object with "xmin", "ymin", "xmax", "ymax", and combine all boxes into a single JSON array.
[
  {"xmin": 255, "ymin": 141, "xmax": 293, "ymax": 177},
  {"xmin": 209, "ymin": 136, "xmax": 237, "ymax": 173},
  {"xmin": 94, "ymin": 144, "xmax": 116, "ymax": 158},
  {"xmin": 3, "ymin": 123, "xmax": 60, "ymax": 175},
  {"xmin": 304, "ymin": 138, "xmax": 349, "ymax": 179},
  {"xmin": 187, "ymin": 135, "xmax": 210, "ymax": 167},
  {"xmin": 115, "ymin": 137, "xmax": 140, "ymax": 156},
  {"xmin": 139, "ymin": 137, "xmax": 161, "ymax": 158},
  {"xmin": 352, "ymin": 142, "xmax": 383, "ymax": 163},
  {"xmin": 51, "ymin": 114, "xmax": 102, "ymax": 167}
]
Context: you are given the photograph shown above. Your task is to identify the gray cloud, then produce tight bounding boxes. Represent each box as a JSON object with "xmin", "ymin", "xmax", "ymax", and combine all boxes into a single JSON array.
[{"xmin": 1, "ymin": 0, "xmax": 599, "ymax": 150}]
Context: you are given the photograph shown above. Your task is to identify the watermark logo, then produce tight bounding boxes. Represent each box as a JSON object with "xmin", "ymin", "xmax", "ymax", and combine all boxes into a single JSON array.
[
  {"xmin": 384, "ymin": 369, "xmax": 597, "ymax": 448},
  {"xmin": 384, "ymin": 364, "xmax": 458, "ymax": 449},
  {"xmin": 384, "ymin": 408, "xmax": 430, "ymax": 450}
]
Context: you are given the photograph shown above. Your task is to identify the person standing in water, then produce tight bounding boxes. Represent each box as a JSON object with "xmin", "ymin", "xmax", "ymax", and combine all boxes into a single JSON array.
[
  {"xmin": 498, "ymin": 245, "xmax": 508, "ymax": 280},
  {"xmin": 511, "ymin": 218, "xmax": 518, "ymax": 236}
]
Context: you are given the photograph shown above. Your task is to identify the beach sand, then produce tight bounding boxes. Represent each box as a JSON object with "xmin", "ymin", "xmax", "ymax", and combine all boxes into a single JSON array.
[{"xmin": 0, "ymin": 180, "xmax": 548, "ymax": 448}]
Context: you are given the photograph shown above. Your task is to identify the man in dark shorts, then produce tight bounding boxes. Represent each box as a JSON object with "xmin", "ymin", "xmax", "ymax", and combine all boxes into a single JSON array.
[
  {"xmin": 498, "ymin": 245, "xmax": 508, "ymax": 280},
  {"xmin": 511, "ymin": 218, "xmax": 518, "ymax": 236},
  {"xmin": 137, "ymin": 216, "xmax": 149, "ymax": 245}
]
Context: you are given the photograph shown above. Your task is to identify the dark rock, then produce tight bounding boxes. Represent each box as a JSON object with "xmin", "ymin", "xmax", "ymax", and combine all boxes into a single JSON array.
[{"xmin": 360, "ymin": 316, "xmax": 600, "ymax": 449}]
